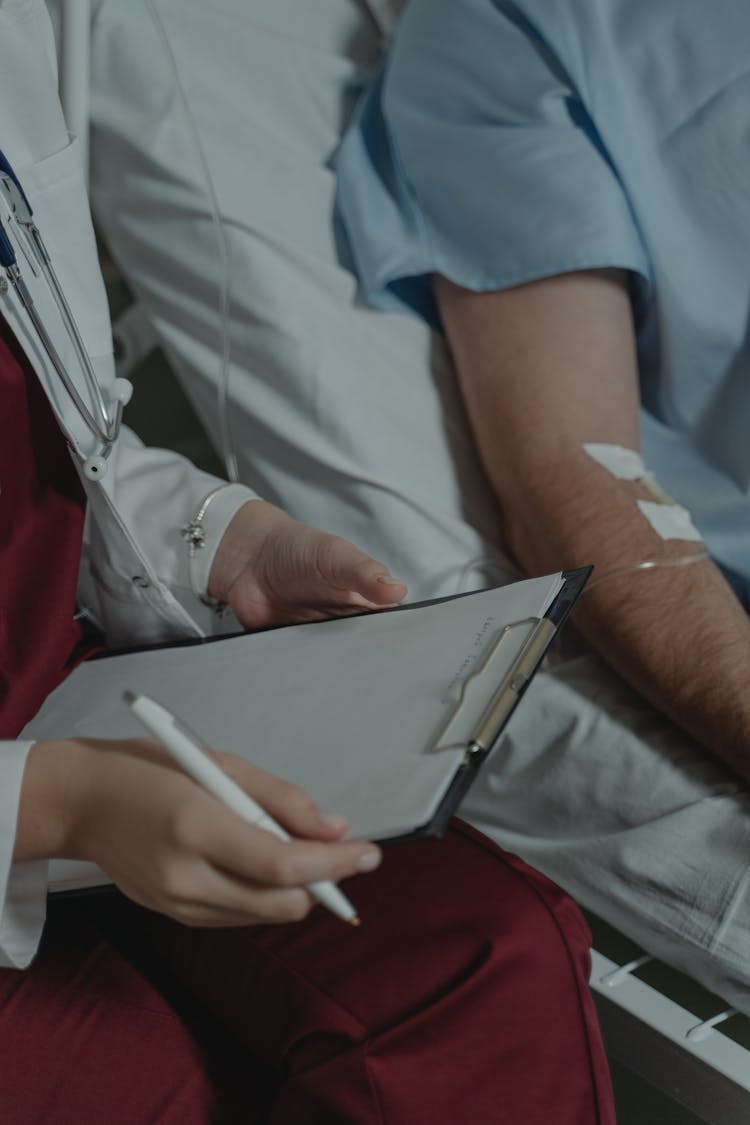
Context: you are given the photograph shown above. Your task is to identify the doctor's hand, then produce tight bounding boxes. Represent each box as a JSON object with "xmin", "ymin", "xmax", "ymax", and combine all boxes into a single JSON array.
[
  {"xmin": 208, "ymin": 499, "xmax": 407, "ymax": 628},
  {"xmin": 17, "ymin": 738, "xmax": 382, "ymax": 927}
]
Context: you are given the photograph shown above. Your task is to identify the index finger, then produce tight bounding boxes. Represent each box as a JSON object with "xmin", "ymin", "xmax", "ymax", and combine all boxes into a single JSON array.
[
  {"xmin": 201, "ymin": 811, "xmax": 383, "ymax": 890},
  {"xmin": 210, "ymin": 752, "xmax": 353, "ymax": 841}
]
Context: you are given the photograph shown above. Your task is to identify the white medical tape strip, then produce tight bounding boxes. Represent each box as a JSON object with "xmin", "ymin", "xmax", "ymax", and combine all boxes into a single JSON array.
[
  {"xmin": 583, "ymin": 443, "xmax": 674, "ymax": 500},
  {"xmin": 583, "ymin": 443, "xmax": 645, "ymax": 480},
  {"xmin": 637, "ymin": 501, "xmax": 703, "ymax": 542},
  {"xmin": 583, "ymin": 443, "xmax": 702, "ymax": 540}
]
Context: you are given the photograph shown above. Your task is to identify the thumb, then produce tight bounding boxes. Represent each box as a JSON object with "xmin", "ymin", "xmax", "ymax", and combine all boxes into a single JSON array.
[{"xmin": 311, "ymin": 536, "xmax": 407, "ymax": 607}]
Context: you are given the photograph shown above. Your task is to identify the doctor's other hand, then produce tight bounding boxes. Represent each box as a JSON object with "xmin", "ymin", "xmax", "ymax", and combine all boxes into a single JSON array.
[
  {"xmin": 16, "ymin": 738, "xmax": 382, "ymax": 927},
  {"xmin": 208, "ymin": 499, "xmax": 408, "ymax": 628}
]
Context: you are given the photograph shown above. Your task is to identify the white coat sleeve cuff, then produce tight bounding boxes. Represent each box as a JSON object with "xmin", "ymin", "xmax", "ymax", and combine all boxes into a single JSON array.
[
  {"xmin": 185, "ymin": 484, "xmax": 261, "ymax": 600},
  {"xmin": 0, "ymin": 742, "xmax": 48, "ymax": 970}
]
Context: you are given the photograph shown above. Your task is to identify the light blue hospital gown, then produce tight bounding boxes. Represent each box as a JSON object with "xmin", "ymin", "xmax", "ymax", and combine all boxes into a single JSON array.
[{"xmin": 336, "ymin": 0, "xmax": 750, "ymax": 603}]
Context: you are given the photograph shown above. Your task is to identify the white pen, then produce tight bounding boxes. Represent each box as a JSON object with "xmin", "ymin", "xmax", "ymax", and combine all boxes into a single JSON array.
[{"xmin": 124, "ymin": 690, "xmax": 361, "ymax": 926}]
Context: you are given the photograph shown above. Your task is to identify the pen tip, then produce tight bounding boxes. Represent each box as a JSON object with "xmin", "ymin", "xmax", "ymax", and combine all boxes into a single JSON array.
[
  {"xmin": 123, "ymin": 689, "xmax": 137, "ymax": 706},
  {"xmin": 348, "ymin": 915, "xmax": 362, "ymax": 927}
]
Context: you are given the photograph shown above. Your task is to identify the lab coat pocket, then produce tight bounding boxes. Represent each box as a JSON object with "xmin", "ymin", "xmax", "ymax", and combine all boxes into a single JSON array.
[{"xmin": 18, "ymin": 133, "xmax": 113, "ymax": 361}]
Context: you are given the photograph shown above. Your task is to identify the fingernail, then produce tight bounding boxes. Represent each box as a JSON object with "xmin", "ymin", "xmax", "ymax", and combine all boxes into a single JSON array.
[
  {"xmin": 318, "ymin": 811, "xmax": 348, "ymax": 832},
  {"xmin": 376, "ymin": 575, "xmax": 403, "ymax": 586},
  {"xmin": 357, "ymin": 849, "xmax": 381, "ymax": 872}
]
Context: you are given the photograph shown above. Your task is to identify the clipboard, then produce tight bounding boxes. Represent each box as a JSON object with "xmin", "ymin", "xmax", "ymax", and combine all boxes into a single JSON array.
[
  {"xmin": 411, "ymin": 566, "xmax": 588, "ymax": 839},
  {"xmin": 21, "ymin": 568, "xmax": 590, "ymax": 894}
]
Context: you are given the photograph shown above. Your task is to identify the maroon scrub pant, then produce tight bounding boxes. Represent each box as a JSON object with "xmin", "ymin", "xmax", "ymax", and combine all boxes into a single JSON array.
[{"xmin": 0, "ymin": 821, "xmax": 614, "ymax": 1124}]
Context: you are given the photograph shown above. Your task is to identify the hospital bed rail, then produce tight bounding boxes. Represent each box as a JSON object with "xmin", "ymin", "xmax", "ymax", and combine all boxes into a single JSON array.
[{"xmin": 588, "ymin": 915, "xmax": 750, "ymax": 1123}]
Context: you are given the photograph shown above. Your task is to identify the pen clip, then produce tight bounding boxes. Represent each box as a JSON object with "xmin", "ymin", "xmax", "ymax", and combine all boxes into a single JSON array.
[
  {"xmin": 166, "ymin": 710, "xmax": 209, "ymax": 750},
  {"xmin": 0, "ymin": 213, "xmax": 16, "ymax": 270},
  {"xmin": 0, "ymin": 149, "xmax": 33, "ymax": 224},
  {"xmin": 431, "ymin": 616, "xmax": 555, "ymax": 758}
]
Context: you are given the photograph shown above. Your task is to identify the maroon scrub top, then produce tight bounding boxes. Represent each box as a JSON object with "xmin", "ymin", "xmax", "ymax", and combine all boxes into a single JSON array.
[{"xmin": 0, "ymin": 320, "xmax": 87, "ymax": 736}]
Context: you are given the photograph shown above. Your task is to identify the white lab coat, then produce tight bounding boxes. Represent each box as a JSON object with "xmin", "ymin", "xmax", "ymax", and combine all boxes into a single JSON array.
[{"xmin": 0, "ymin": 0, "xmax": 255, "ymax": 968}]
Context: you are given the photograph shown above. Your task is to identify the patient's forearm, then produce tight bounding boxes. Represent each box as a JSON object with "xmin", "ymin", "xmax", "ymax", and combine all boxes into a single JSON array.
[
  {"xmin": 497, "ymin": 446, "xmax": 750, "ymax": 774},
  {"xmin": 436, "ymin": 271, "xmax": 750, "ymax": 776}
]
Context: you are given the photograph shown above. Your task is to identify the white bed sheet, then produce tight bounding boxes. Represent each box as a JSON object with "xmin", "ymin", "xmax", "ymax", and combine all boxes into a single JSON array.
[{"xmin": 86, "ymin": 0, "xmax": 750, "ymax": 1014}]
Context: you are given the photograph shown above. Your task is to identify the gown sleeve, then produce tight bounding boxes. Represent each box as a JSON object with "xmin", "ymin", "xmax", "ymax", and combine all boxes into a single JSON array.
[
  {"xmin": 0, "ymin": 741, "xmax": 47, "ymax": 969},
  {"xmin": 335, "ymin": 0, "xmax": 650, "ymax": 326}
]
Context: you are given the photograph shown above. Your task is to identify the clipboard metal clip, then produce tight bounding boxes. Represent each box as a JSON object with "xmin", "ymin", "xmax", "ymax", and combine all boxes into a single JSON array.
[{"xmin": 433, "ymin": 615, "xmax": 556, "ymax": 760}]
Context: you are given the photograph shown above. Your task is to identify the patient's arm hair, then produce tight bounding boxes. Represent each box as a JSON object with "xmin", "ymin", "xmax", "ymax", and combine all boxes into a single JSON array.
[{"xmin": 435, "ymin": 269, "xmax": 750, "ymax": 777}]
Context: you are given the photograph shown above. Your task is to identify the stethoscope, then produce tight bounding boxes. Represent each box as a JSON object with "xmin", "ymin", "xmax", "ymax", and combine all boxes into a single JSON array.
[{"xmin": 0, "ymin": 147, "xmax": 132, "ymax": 480}]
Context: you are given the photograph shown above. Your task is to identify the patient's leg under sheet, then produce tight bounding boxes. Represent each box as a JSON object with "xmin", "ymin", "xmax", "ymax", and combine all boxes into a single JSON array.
[
  {"xmin": 461, "ymin": 639, "xmax": 750, "ymax": 1014},
  {"xmin": 87, "ymin": 0, "xmax": 750, "ymax": 1013}
]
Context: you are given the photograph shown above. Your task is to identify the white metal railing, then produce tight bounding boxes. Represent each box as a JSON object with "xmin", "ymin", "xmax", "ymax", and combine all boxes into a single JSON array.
[{"xmin": 591, "ymin": 948, "xmax": 750, "ymax": 1124}]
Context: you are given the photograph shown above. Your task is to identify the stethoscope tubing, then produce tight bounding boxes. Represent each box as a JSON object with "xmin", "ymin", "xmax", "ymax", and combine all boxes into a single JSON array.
[
  {"xmin": 7, "ymin": 259, "xmax": 111, "ymax": 445},
  {"xmin": 31, "ymin": 223, "xmax": 113, "ymax": 438},
  {"xmin": 0, "ymin": 147, "xmax": 131, "ymax": 479}
]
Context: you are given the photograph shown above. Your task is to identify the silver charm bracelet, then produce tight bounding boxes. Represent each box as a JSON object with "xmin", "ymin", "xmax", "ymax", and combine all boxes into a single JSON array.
[{"xmin": 181, "ymin": 485, "xmax": 231, "ymax": 613}]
